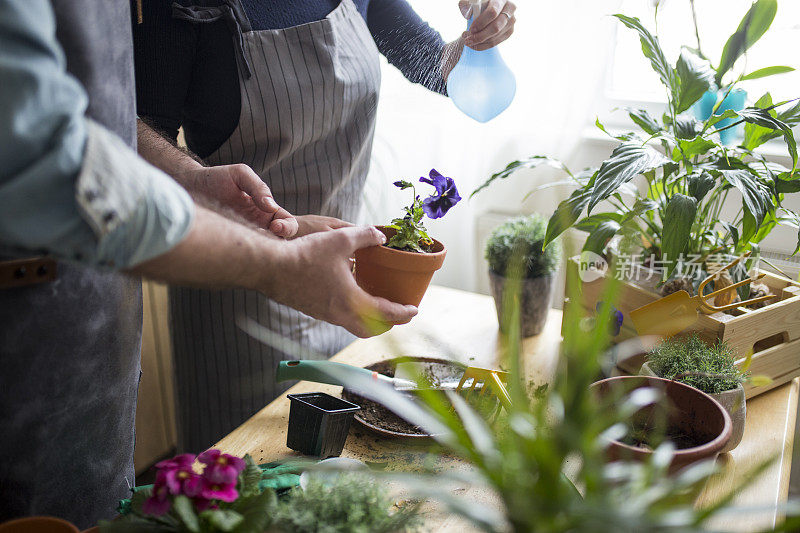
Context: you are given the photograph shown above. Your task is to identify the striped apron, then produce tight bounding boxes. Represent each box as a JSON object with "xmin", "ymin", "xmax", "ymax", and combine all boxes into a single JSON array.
[{"xmin": 169, "ymin": 0, "xmax": 381, "ymax": 452}]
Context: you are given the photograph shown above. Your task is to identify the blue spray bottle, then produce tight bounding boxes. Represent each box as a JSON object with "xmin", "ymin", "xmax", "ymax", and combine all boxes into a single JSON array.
[{"xmin": 447, "ymin": 0, "xmax": 516, "ymax": 123}]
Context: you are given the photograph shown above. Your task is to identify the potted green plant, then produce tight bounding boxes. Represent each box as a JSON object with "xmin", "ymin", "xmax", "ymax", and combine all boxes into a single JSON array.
[
  {"xmin": 355, "ymin": 170, "xmax": 461, "ymax": 307},
  {"xmin": 485, "ymin": 214, "xmax": 561, "ymax": 336},
  {"xmin": 640, "ymin": 334, "xmax": 748, "ymax": 453},
  {"xmin": 469, "ymin": 0, "xmax": 800, "ymax": 393}
]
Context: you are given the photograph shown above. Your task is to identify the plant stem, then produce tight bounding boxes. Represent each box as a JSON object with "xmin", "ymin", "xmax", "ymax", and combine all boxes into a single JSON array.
[{"xmin": 689, "ymin": 0, "xmax": 703, "ymax": 56}]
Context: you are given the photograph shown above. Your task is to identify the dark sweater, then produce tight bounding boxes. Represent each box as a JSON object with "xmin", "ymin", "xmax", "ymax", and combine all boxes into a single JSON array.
[{"xmin": 133, "ymin": 0, "xmax": 447, "ymax": 158}]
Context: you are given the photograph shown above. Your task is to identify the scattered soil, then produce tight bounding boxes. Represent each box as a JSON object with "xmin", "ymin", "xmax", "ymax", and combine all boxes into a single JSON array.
[{"xmin": 341, "ymin": 358, "xmax": 466, "ymax": 438}]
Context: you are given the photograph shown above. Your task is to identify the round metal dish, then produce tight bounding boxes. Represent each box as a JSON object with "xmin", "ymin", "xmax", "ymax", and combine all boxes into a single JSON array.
[{"xmin": 341, "ymin": 356, "xmax": 466, "ymax": 440}]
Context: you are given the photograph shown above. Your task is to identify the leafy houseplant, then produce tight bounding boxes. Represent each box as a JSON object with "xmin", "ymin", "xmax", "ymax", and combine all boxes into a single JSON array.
[
  {"xmin": 641, "ymin": 334, "xmax": 749, "ymax": 453},
  {"xmin": 354, "ymin": 170, "xmax": 461, "ymax": 307},
  {"xmin": 485, "ymin": 214, "xmax": 562, "ymax": 336},
  {"xmin": 472, "ymin": 0, "xmax": 800, "ymax": 294}
]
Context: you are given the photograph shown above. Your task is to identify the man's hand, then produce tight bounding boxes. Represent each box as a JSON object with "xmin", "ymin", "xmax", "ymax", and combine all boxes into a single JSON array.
[
  {"xmin": 459, "ymin": 0, "xmax": 516, "ymax": 51},
  {"xmin": 269, "ymin": 226, "xmax": 418, "ymax": 338},
  {"xmin": 176, "ymin": 164, "xmax": 299, "ymax": 238},
  {"xmin": 293, "ymin": 214, "xmax": 353, "ymax": 238}
]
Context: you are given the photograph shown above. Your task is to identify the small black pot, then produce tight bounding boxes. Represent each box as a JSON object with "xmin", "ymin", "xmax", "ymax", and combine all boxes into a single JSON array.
[{"xmin": 286, "ymin": 393, "xmax": 361, "ymax": 458}]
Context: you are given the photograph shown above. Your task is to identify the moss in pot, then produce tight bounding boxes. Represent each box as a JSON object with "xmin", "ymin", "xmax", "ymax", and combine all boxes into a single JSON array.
[
  {"xmin": 641, "ymin": 334, "xmax": 747, "ymax": 453},
  {"xmin": 485, "ymin": 214, "xmax": 561, "ymax": 337},
  {"xmin": 354, "ymin": 170, "xmax": 460, "ymax": 307}
]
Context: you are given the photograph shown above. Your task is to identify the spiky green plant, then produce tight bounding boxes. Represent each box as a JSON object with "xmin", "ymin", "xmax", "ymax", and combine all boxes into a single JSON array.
[
  {"xmin": 485, "ymin": 215, "xmax": 561, "ymax": 279},
  {"xmin": 647, "ymin": 334, "xmax": 746, "ymax": 394}
]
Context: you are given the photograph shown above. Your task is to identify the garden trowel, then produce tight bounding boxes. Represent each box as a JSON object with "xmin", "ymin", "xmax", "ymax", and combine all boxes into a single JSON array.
[{"xmin": 630, "ymin": 253, "xmax": 776, "ymax": 338}]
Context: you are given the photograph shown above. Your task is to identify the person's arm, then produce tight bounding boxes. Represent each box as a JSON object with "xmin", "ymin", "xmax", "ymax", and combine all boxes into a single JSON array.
[
  {"xmin": 0, "ymin": 0, "xmax": 193, "ymax": 268},
  {"xmin": 131, "ymin": 209, "xmax": 417, "ymax": 338},
  {"xmin": 367, "ymin": 0, "xmax": 517, "ymax": 89},
  {"xmin": 137, "ymin": 120, "xmax": 299, "ymax": 237}
]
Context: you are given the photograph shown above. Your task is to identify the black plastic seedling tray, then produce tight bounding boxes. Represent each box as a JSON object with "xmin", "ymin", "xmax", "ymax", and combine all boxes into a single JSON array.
[{"xmin": 286, "ymin": 392, "xmax": 361, "ymax": 457}]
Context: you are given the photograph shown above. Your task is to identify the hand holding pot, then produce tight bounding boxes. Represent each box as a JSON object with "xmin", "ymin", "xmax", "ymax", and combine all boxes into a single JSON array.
[{"xmin": 269, "ymin": 226, "xmax": 419, "ymax": 338}]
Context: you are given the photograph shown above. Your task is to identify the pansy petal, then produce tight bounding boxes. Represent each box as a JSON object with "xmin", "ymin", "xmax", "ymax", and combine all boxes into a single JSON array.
[{"xmin": 198, "ymin": 449, "xmax": 220, "ymax": 465}]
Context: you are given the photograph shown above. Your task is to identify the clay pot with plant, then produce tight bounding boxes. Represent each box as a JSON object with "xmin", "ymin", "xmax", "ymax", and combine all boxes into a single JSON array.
[
  {"xmin": 355, "ymin": 170, "xmax": 461, "ymax": 307},
  {"xmin": 485, "ymin": 214, "xmax": 561, "ymax": 337},
  {"xmin": 640, "ymin": 334, "xmax": 758, "ymax": 453},
  {"xmin": 591, "ymin": 375, "xmax": 732, "ymax": 474}
]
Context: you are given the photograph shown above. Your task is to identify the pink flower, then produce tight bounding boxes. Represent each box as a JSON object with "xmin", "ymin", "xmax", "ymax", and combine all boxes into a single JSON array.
[
  {"xmin": 193, "ymin": 496, "xmax": 214, "ymax": 511},
  {"xmin": 155, "ymin": 453, "xmax": 202, "ymax": 498},
  {"xmin": 198, "ymin": 449, "xmax": 246, "ymax": 485},
  {"xmin": 142, "ymin": 484, "xmax": 171, "ymax": 516},
  {"xmin": 200, "ymin": 480, "xmax": 239, "ymax": 502}
]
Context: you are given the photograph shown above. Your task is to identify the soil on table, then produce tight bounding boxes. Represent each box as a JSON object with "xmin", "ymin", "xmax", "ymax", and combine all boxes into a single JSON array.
[{"xmin": 341, "ymin": 358, "xmax": 467, "ymax": 438}]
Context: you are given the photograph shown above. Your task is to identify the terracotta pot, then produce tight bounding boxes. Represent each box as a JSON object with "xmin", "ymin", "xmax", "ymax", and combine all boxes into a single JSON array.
[
  {"xmin": 354, "ymin": 226, "xmax": 446, "ymax": 307},
  {"xmin": 640, "ymin": 362, "xmax": 746, "ymax": 453},
  {"xmin": 488, "ymin": 271, "xmax": 555, "ymax": 337},
  {"xmin": 590, "ymin": 376, "xmax": 732, "ymax": 474},
  {"xmin": 0, "ymin": 517, "xmax": 80, "ymax": 533}
]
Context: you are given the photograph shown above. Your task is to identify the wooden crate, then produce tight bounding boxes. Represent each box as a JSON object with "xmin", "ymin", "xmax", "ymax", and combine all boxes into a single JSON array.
[{"xmin": 565, "ymin": 256, "xmax": 800, "ymax": 399}]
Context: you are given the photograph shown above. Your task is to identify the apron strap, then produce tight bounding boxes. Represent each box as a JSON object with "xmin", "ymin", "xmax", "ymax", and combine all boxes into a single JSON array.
[{"xmin": 171, "ymin": 0, "xmax": 253, "ymax": 79}]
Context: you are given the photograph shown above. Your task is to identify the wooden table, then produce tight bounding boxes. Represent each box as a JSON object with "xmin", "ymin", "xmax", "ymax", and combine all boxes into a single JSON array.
[{"xmin": 215, "ymin": 286, "xmax": 798, "ymax": 532}]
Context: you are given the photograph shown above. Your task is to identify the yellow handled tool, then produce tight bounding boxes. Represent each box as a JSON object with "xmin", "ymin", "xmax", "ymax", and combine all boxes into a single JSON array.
[{"xmin": 630, "ymin": 252, "xmax": 776, "ymax": 338}]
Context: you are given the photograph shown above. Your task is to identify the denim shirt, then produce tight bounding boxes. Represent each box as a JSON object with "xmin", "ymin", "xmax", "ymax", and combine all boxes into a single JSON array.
[{"xmin": 0, "ymin": 0, "xmax": 194, "ymax": 269}]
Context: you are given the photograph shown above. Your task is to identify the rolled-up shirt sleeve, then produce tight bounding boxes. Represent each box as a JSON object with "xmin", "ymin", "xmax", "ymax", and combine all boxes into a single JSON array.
[{"xmin": 0, "ymin": 0, "xmax": 194, "ymax": 269}]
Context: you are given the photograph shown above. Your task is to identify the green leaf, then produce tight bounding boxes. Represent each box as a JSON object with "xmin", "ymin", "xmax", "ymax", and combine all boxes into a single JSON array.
[
  {"xmin": 706, "ymin": 109, "xmax": 740, "ymax": 130},
  {"xmin": 129, "ymin": 487, "xmax": 153, "ymax": 516},
  {"xmin": 596, "ymin": 117, "xmax": 639, "ymax": 141},
  {"xmin": 673, "ymin": 115, "xmax": 701, "ymax": 140},
  {"xmin": 583, "ymin": 220, "xmax": 621, "ymax": 255},
  {"xmin": 471, "ymin": 156, "xmax": 566, "ymax": 198},
  {"xmin": 717, "ymin": 169, "xmax": 772, "ymax": 231},
  {"xmin": 613, "ymin": 14, "xmax": 678, "ymax": 97},
  {"xmin": 574, "ymin": 212, "xmax": 624, "ymax": 232},
  {"xmin": 720, "ymin": 221, "xmax": 740, "ymax": 248},
  {"xmin": 588, "ymin": 142, "xmax": 669, "ymax": 212},
  {"xmin": 201, "ymin": 510, "xmax": 244, "ymax": 532},
  {"xmin": 544, "ymin": 188, "xmax": 592, "ymax": 248},
  {"xmin": 239, "ymin": 455, "xmax": 263, "ymax": 497},
  {"xmin": 776, "ymin": 173, "xmax": 800, "ymax": 193},
  {"xmin": 740, "ymin": 65, "xmax": 795, "ymax": 81},
  {"xmin": 716, "ymin": 0, "xmax": 777, "ymax": 86},
  {"xmin": 743, "ymin": 93, "xmax": 775, "ymax": 150},
  {"xmin": 676, "ymin": 137, "xmax": 717, "ymax": 159},
  {"xmin": 662, "ymin": 194, "xmax": 698, "ymax": 277},
  {"xmin": 626, "ymin": 108, "xmax": 662, "ymax": 135},
  {"xmin": 737, "ymin": 106, "xmax": 798, "ymax": 169},
  {"xmin": 688, "ymin": 172, "xmax": 716, "ymax": 201},
  {"xmin": 172, "ymin": 496, "xmax": 200, "ymax": 533},
  {"xmin": 232, "ymin": 491, "xmax": 276, "ymax": 533},
  {"xmin": 675, "ymin": 48, "xmax": 715, "ymax": 113}
]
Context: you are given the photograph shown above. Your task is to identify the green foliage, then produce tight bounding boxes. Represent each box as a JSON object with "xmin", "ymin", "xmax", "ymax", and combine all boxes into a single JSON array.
[
  {"xmin": 271, "ymin": 475, "xmax": 420, "ymax": 533},
  {"xmin": 471, "ymin": 2, "xmax": 799, "ymax": 279},
  {"xmin": 485, "ymin": 215, "xmax": 561, "ymax": 278},
  {"xmin": 647, "ymin": 334, "xmax": 746, "ymax": 394},
  {"xmin": 386, "ymin": 184, "xmax": 433, "ymax": 253},
  {"xmin": 337, "ymin": 265, "xmax": 787, "ymax": 532}
]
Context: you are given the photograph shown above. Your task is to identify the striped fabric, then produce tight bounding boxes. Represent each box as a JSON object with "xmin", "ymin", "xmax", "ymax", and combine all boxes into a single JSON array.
[{"xmin": 169, "ymin": 0, "xmax": 381, "ymax": 453}]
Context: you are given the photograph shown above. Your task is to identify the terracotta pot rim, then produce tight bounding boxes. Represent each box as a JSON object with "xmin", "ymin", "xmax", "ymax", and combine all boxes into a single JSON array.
[
  {"xmin": 0, "ymin": 516, "xmax": 80, "ymax": 533},
  {"xmin": 640, "ymin": 362, "xmax": 745, "ymax": 396},
  {"xmin": 590, "ymin": 375, "xmax": 733, "ymax": 458}
]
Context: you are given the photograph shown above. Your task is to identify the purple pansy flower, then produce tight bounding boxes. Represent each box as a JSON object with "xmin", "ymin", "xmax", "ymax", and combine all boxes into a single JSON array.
[
  {"xmin": 198, "ymin": 449, "xmax": 246, "ymax": 485},
  {"xmin": 596, "ymin": 302, "xmax": 624, "ymax": 336},
  {"xmin": 419, "ymin": 169, "xmax": 461, "ymax": 219}
]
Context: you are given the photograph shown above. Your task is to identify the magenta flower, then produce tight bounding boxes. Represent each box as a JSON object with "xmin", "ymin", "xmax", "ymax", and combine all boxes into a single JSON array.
[
  {"xmin": 155, "ymin": 453, "xmax": 202, "ymax": 498},
  {"xmin": 200, "ymin": 480, "xmax": 239, "ymax": 502},
  {"xmin": 142, "ymin": 484, "xmax": 171, "ymax": 516},
  {"xmin": 419, "ymin": 169, "xmax": 461, "ymax": 219},
  {"xmin": 198, "ymin": 449, "xmax": 246, "ymax": 485}
]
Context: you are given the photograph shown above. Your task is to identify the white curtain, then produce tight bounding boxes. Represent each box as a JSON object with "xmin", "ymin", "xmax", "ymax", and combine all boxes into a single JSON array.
[{"xmin": 362, "ymin": 0, "xmax": 623, "ymax": 292}]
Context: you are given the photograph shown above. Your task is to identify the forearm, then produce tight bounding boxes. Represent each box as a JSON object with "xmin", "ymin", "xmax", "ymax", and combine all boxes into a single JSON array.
[
  {"xmin": 137, "ymin": 119, "xmax": 203, "ymax": 179},
  {"xmin": 129, "ymin": 205, "xmax": 283, "ymax": 292}
]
